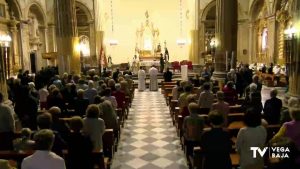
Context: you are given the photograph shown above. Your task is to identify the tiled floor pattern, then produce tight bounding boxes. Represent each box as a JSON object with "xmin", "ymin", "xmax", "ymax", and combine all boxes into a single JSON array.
[{"xmin": 111, "ymin": 90, "xmax": 188, "ymax": 169}]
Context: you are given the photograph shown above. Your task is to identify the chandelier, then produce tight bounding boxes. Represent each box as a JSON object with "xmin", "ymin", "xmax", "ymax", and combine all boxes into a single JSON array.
[
  {"xmin": 109, "ymin": 0, "xmax": 118, "ymax": 46},
  {"xmin": 176, "ymin": 0, "xmax": 186, "ymax": 47}
]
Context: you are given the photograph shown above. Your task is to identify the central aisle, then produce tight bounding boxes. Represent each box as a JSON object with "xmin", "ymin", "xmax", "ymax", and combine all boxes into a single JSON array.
[{"xmin": 111, "ymin": 90, "xmax": 188, "ymax": 169}]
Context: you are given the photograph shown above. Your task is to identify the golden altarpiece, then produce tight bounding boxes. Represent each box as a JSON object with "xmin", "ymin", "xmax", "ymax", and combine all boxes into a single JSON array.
[{"xmin": 135, "ymin": 11, "xmax": 161, "ymax": 61}]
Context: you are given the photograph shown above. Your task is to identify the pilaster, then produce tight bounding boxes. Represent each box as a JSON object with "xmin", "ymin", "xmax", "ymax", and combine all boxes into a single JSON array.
[
  {"xmin": 213, "ymin": 0, "xmax": 237, "ymax": 81},
  {"xmin": 9, "ymin": 17, "xmax": 20, "ymax": 75},
  {"xmin": 54, "ymin": 0, "xmax": 80, "ymax": 75}
]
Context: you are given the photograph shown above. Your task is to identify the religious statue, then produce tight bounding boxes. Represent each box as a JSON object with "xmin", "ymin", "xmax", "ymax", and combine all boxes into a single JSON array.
[
  {"xmin": 156, "ymin": 43, "xmax": 161, "ymax": 53},
  {"xmin": 28, "ymin": 14, "xmax": 40, "ymax": 39},
  {"xmin": 160, "ymin": 53, "xmax": 165, "ymax": 73},
  {"xmin": 107, "ymin": 55, "xmax": 113, "ymax": 68},
  {"xmin": 131, "ymin": 55, "xmax": 139, "ymax": 74},
  {"xmin": 164, "ymin": 47, "xmax": 169, "ymax": 62}
]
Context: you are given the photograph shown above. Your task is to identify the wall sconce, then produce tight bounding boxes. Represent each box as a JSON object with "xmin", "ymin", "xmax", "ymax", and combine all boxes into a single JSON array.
[
  {"xmin": 209, "ymin": 37, "xmax": 218, "ymax": 48},
  {"xmin": 176, "ymin": 0, "xmax": 186, "ymax": 47},
  {"xmin": 0, "ymin": 34, "xmax": 12, "ymax": 47},
  {"xmin": 284, "ymin": 26, "xmax": 297, "ymax": 38},
  {"xmin": 109, "ymin": 39, "xmax": 119, "ymax": 46},
  {"xmin": 283, "ymin": 25, "xmax": 298, "ymax": 68},
  {"xmin": 176, "ymin": 39, "xmax": 186, "ymax": 46}
]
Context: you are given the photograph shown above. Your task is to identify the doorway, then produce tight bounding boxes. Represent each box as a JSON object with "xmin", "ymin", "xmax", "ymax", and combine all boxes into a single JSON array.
[{"xmin": 30, "ymin": 52, "xmax": 36, "ymax": 73}]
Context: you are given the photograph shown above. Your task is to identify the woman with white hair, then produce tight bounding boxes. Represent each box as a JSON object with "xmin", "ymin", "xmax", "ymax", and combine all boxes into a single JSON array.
[
  {"xmin": 84, "ymin": 80, "xmax": 98, "ymax": 104},
  {"xmin": 226, "ymin": 69, "xmax": 237, "ymax": 83},
  {"xmin": 242, "ymin": 83, "xmax": 263, "ymax": 113},
  {"xmin": 280, "ymin": 97, "xmax": 300, "ymax": 124}
]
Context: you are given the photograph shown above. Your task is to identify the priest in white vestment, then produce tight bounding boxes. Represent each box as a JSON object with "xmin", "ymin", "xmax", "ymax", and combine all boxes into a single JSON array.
[
  {"xmin": 138, "ymin": 66, "xmax": 146, "ymax": 91},
  {"xmin": 149, "ymin": 65, "xmax": 158, "ymax": 91}
]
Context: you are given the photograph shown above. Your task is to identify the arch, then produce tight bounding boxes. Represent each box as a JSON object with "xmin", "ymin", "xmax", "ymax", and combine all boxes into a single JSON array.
[
  {"xmin": 7, "ymin": 0, "xmax": 22, "ymax": 19},
  {"xmin": 75, "ymin": 1, "xmax": 93, "ymax": 21},
  {"xmin": 288, "ymin": 0, "xmax": 299, "ymax": 15},
  {"xmin": 201, "ymin": 0, "xmax": 216, "ymax": 22},
  {"xmin": 273, "ymin": 0, "xmax": 283, "ymax": 13},
  {"xmin": 27, "ymin": 1, "xmax": 47, "ymax": 25},
  {"xmin": 237, "ymin": 2, "xmax": 246, "ymax": 19},
  {"xmin": 249, "ymin": 0, "xmax": 266, "ymax": 21}
]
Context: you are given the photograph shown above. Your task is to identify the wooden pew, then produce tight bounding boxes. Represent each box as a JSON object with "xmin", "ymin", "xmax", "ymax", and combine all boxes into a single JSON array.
[
  {"xmin": 164, "ymin": 88, "xmax": 173, "ymax": 105},
  {"xmin": 177, "ymin": 115, "xmax": 184, "ymax": 138},
  {"xmin": 266, "ymin": 124, "xmax": 281, "ymax": 141},
  {"xmin": 236, "ymin": 98, "xmax": 245, "ymax": 106},
  {"xmin": 161, "ymin": 81, "xmax": 177, "ymax": 93},
  {"xmin": 59, "ymin": 118, "xmax": 116, "ymax": 159},
  {"xmin": 115, "ymin": 108, "xmax": 124, "ymax": 127},
  {"xmin": 191, "ymin": 147, "xmax": 240, "ymax": 169},
  {"xmin": 227, "ymin": 113, "xmax": 244, "ymax": 125},
  {"xmin": 125, "ymin": 96, "xmax": 131, "ymax": 118},
  {"xmin": 0, "ymin": 150, "xmax": 107, "ymax": 169},
  {"xmin": 102, "ymin": 129, "xmax": 115, "ymax": 159},
  {"xmin": 174, "ymin": 107, "xmax": 180, "ymax": 127},
  {"xmin": 229, "ymin": 105, "xmax": 243, "ymax": 114},
  {"xmin": 169, "ymin": 100, "xmax": 178, "ymax": 125}
]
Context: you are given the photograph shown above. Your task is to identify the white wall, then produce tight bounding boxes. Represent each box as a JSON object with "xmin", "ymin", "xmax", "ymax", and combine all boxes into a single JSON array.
[{"xmin": 103, "ymin": 0, "xmax": 192, "ymax": 64}]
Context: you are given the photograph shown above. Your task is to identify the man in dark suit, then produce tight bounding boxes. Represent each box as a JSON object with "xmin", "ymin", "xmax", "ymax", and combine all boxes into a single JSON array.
[
  {"xmin": 112, "ymin": 68, "xmax": 120, "ymax": 82},
  {"xmin": 163, "ymin": 68, "xmax": 173, "ymax": 82},
  {"xmin": 263, "ymin": 89, "xmax": 282, "ymax": 124}
]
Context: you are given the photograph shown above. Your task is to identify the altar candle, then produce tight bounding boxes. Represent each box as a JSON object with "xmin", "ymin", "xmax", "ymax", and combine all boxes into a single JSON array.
[{"xmin": 225, "ymin": 51, "xmax": 228, "ymax": 71}]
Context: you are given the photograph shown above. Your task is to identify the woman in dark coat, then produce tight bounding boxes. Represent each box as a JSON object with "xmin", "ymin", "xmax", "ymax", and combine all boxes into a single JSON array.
[
  {"xmin": 67, "ymin": 116, "xmax": 93, "ymax": 169},
  {"xmin": 201, "ymin": 110, "xmax": 232, "ymax": 169}
]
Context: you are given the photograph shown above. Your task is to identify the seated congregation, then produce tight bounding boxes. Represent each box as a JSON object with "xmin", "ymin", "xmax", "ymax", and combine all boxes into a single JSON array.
[
  {"xmin": 0, "ymin": 62, "xmax": 299, "ymax": 169},
  {"xmin": 0, "ymin": 67, "xmax": 134, "ymax": 169},
  {"xmin": 163, "ymin": 63, "xmax": 300, "ymax": 169}
]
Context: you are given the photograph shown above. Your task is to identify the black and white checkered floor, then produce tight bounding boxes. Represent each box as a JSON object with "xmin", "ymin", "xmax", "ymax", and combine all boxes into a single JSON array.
[{"xmin": 111, "ymin": 90, "xmax": 188, "ymax": 169}]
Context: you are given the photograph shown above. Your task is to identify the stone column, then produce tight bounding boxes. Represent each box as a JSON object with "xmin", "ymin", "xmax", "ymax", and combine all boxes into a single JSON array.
[
  {"xmin": 267, "ymin": 16, "xmax": 276, "ymax": 64},
  {"xmin": 237, "ymin": 19, "xmax": 249, "ymax": 64},
  {"xmin": 54, "ymin": 0, "xmax": 80, "ymax": 75},
  {"xmin": 189, "ymin": 30, "xmax": 199, "ymax": 64},
  {"xmin": 212, "ymin": 0, "xmax": 237, "ymax": 80},
  {"xmin": 276, "ymin": 10, "xmax": 291, "ymax": 65},
  {"xmin": 9, "ymin": 17, "xmax": 20, "ymax": 75},
  {"xmin": 89, "ymin": 20, "xmax": 97, "ymax": 66},
  {"xmin": 277, "ymin": 22, "xmax": 285, "ymax": 64},
  {"xmin": 287, "ymin": 1, "xmax": 300, "ymax": 98},
  {"xmin": 19, "ymin": 22, "xmax": 30, "ymax": 71},
  {"xmin": 288, "ymin": 35, "xmax": 300, "ymax": 98},
  {"xmin": 0, "ymin": 47, "xmax": 8, "ymax": 100},
  {"xmin": 48, "ymin": 23, "xmax": 57, "ymax": 52},
  {"xmin": 248, "ymin": 23, "xmax": 254, "ymax": 63},
  {"xmin": 41, "ymin": 27, "xmax": 49, "ymax": 66},
  {"xmin": 188, "ymin": 0, "xmax": 200, "ymax": 64},
  {"xmin": 46, "ymin": 24, "xmax": 56, "ymax": 66},
  {"xmin": 198, "ymin": 19, "xmax": 205, "ymax": 65},
  {"xmin": 42, "ymin": 27, "xmax": 49, "ymax": 53}
]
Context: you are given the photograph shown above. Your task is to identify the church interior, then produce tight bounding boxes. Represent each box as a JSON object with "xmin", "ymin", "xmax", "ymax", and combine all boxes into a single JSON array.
[{"xmin": 0, "ymin": 0, "xmax": 300, "ymax": 169}]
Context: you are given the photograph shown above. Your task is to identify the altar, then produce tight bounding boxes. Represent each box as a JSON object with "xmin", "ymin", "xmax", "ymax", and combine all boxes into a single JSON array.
[
  {"xmin": 138, "ymin": 50, "xmax": 161, "ymax": 61},
  {"xmin": 140, "ymin": 60, "xmax": 160, "ymax": 72},
  {"xmin": 135, "ymin": 11, "xmax": 162, "ymax": 62},
  {"xmin": 139, "ymin": 60, "xmax": 159, "ymax": 66}
]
